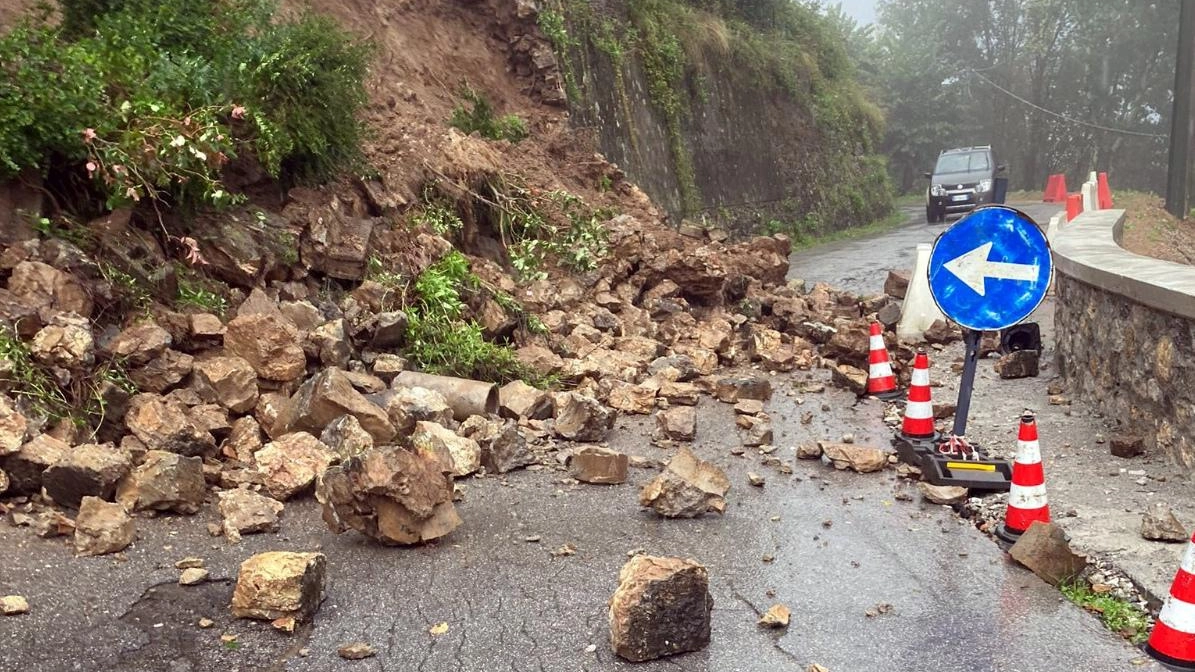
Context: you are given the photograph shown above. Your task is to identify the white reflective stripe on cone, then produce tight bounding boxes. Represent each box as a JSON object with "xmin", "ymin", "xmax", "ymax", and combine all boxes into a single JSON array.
[
  {"xmin": 911, "ymin": 368, "xmax": 930, "ymax": 386},
  {"xmin": 1159, "ymin": 593, "xmax": 1195, "ymax": 634},
  {"xmin": 904, "ymin": 401, "xmax": 933, "ymax": 420},
  {"xmin": 869, "ymin": 335, "xmax": 886, "ymax": 350},
  {"xmin": 1015, "ymin": 441, "xmax": 1042, "ymax": 464},
  {"xmin": 1181, "ymin": 539, "xmax": 1195, "ymax": 575},
  {"xmin": 869, "ymin": 362, "xmax": 894, "ymax": 378},
  {"xmin": 1008, "ymin": 484, "xmax": 1048, "ymax": 509}
]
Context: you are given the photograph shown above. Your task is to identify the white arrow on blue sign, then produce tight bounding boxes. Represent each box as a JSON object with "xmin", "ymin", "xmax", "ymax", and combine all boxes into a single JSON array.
[{"xmin": 928, "ymin": 206, "xmax": 1053, "ymax": 332}]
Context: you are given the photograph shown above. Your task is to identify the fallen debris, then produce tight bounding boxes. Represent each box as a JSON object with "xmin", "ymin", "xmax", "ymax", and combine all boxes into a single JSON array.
[
  {"xmin": 1, "ymin": 595, "xmax": 29, "ymax": 616},
  {"xmin": 1008, "ymin": 522, "xmax": 1087, "ymax": 586},
  {"xmin": 639, "ymin": 447, "xmax": 730, "ymax": 518},
  {"xmin": 758, "ymin": 603, "xmax": 791, "ymax": 628},
  {"xmin": 254, "ymin": 432, "xmax": 335, "ymax": 501},
  {"xmin": 1110, "ymin": 434, "xmax": 1145, "ymax": 459},
  {"xmin": 569, "ymin": 446, "xmax": 629, "ymax": 485},
  {"xmin": 43, "ymin": 443, "xmax": 132, "ymax": 509},
  {"xmin": 609, "ymin": 555, "xmax": 712, "ymax": 662},
  {"xmin": 338, "ymin": 642, "xmax": 377, "ymax": 660},
  {"xmin": 73, "ymin": 497, "xmax": 135, "ymax": 557},
  {"xmin": 714, "ymin": 376, "xmax": 772, "ymax": 403},
  {"xmin": 747, "ymin": 472, "xmax": 765, "ymax": 487},
  {"xmin": 918, "ymin": 483, "xmax": 967, "ymax": 505},
  {"xmin": 655, "ymin": 406, "xmax": 696, "ymax": 442},
  {"xmin": 819, "ymin": 443, "xmax": 887, "ymax": 473},
  {"xmin": 553, "ymin": 392, "xmax": 614, "ymax": 442},
  {"xmin": 218, "ymin": 488, "xmax": 284, "ymax": 541},
  {"xmin": 1141, "ymin": 501, "xmax": 1188, "ymax": 542},
  {"xmin": 116, "ymin": 450, "xmax": 205, "ymax": 514},
  {"xmin": 231, "ymin": 551, "xmax": 327, "ymax": 622},
  {"xmin": 995, "ymin": 350, "xmax": 1040, "ymax": 379},
  {"xmin": 179, "ymin": 568, "xmax": 210, "ymax": 586}
]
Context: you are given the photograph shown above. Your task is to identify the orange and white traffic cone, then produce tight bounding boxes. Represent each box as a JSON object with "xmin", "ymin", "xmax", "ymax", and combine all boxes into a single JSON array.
[
  {"xmin": 996, "ymin": 411, "xmax": 1050, "ymax": 543},
  {"xmin": 867, "ymin": 322, "xmax": 900, "ymax": 400},
  {"xmin": 1145, "ymin": 531, "xmax": 1195, "ymax": 670},
  {"xmin": 899, "ymin": 351, "xmax": 935, "ymax": 441}
]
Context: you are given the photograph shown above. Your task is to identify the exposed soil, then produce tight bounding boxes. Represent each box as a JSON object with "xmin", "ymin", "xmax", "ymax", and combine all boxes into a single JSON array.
[{"xmin": 1118, "ymin": 192, "xmax": 1195, "ymax": 265}]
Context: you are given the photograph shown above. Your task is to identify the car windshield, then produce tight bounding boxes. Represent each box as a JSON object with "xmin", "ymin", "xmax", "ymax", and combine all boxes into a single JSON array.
[{"xmin": 935, "ymin": 152, "xmax": 989, "ymax": 174}]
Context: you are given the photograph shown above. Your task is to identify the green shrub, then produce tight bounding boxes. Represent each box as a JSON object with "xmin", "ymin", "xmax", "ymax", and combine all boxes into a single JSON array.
[{"xmin": 449, "ymin": 86, "xmax": 529, "ymax": 143}]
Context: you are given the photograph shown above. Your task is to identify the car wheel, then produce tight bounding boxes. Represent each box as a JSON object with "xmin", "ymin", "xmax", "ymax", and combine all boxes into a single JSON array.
[{"xmin": 925, "ymin": 205, "xmax": 934, "ymax": 223}]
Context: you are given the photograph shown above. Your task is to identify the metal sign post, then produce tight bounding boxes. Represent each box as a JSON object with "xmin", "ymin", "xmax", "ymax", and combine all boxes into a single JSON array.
[{"xmin": 951, "ymin": 328, "xmax": 982, "ymax": 438}]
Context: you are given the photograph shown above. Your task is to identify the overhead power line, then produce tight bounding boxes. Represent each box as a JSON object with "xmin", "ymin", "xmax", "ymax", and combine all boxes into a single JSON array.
[{"xmin": 968, "ymin": 69, "xmax": 1169, "ymax": 139}]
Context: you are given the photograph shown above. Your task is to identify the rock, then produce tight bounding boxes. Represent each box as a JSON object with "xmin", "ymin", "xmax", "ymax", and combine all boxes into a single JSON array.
[
  {"xmin": 933, "ymin": 403, "xmax": 957, "ymax": 420},
  {"xmin": 1, "ymin": 595, "xmax": 29, "ymax": 615},
  {"xmin": 734, "ymin": 400, "xmax": 764, "ymax": 416},
  {"xmin": 639, "ymin": 447, "xmax": 730, "ymax": 518},
  {"xmin": 372, "ymin": 385, "xmax": 453, "ymax": 434},
  {"xmin": 310, "ymin": 319, "xmax": 351, "ymax": 368},
  {"xmin": 758, "ymin": 604, "xmax": 790, "ymax": 628},
  {"xmin": 411, "ymin": 421, "xmax": 481, "ymax": 478},
  {"xmin": 1110, "ymin": 434, "xmax": 1145, "ymax": 459},
  {"xmin": 224, "ymin": 416, "xmax": 263, "ymax": 461},
  {"xmin": 254, "ymin": 432, "xmax": 335, "ymax": 501},
  {"xmin": 1141, "ymin": 502, "xmax": 1189, "ymax": 542},
  {"xmin": 569, "ymin": 446, "xmax": 629, "ymax": 484},
  {"xmin": 180, "ymin": 568, "xmax": 210, "ymax": 586},
  {"xmin": 995, "ymin": 350, "xmax": 1040, "ymax": 379},
  {"xmin": 116, "ymin": 450, "xmax": 205, "ymax": 514},
  {"xmin": 317, "ymin": 446, "xmax": 461, "ymax": 545},
  {"xmin": 607, "ymin": 382, "xmax": 657, "ymax": 415},
  {"xmin": 231, "ymin": 551, "xmax": 326, "ymax": 621},
  {"xmin": 218, "ymin": 488, "xmax": 284, "ymax": 541},
  {"xmin": 130, "ymin": 349, "xmax": 194, "ymax": 394},
  {"xmin": 820, "ymin": 443, "xmax": 887, "ymax": 473},
  {"xmin": 319, "ymin": 415, "xmax": 374, "ymax": 461},
  {"xmin": 0, "ymin": 395, "xmax": 27, "ymax": 456},
  {"xmin": 30, "ymin": 312, "xmax": 94, "ymax": 369},
  {"xmin": 517, "ymin": 344, "xmax": 565, "ymax": 374},
  {"xmin": 876, "ymin": 302, "xmax": 903, "ymax": 329},
  {"xmin": 101, "ymin": 322, "xmax": 172, "ymax": 366},
  {"xmin": 193, "ymin": 356, "xmax": 259, "ymax": 413},
  {"xmin": 747, "ymin": 472, "xmax": 765, "ymax": 487},
  {"xmin": 830, "ymin": 364, "xmax": 868, "ymax": 396},
  {"xmin": 1, "ymin": 434, "xmax": 67, "ymax": 494},
  {"xmin": 300, "ymin": 212, "xmax": 373, "ymax": 280},
  {"xmin": 190, "ymin": 313, "xmax": 225, "ymax": 342},
  {"xmin": 554, "ymin": 393, "xmax": 614, "ymax": 442},
  {"xmin": 459, "ymin": 416, "xmax": 534, "ymax": 474},
  {"xmin": 0, "ymin": 467, "xmax": 6, "ymax": 494},
  {"xmin": 884, "ymin": 270, "xmax": 910, "ymax": 299},
  {"xmin": 739, "ymin": 416, "xmax": 773, "ymax": 447},
  {"xmin": 918, "ymin": 483, "xmax": 968, "ymax": 505},
  {"xmin": 714, "ymin": 376, "xmax": 771, "ymax": 403},
  {"xmin": 125, "ymin": 394, "xmax": 216, "ymax": 457},
  {"xmin": 655, "ymin": 407, "xmax": 696, "ymax": 442},
  {"xmin": 1008, "ymin": 522, "xmax": 1087, "ymax": 586},
  {"xmin": 609, "ymin": 555, "xmax": 712, "ymax": 662},
  {"xmin": 822, "ymin": 325, "xmax": 870, "ymax": 369},
  {"xmin": 338, "ymin": 642, "xmax": 377, "ymax": 661},
  {"xmin": 73, "ymin": 497, "xmax": 135, "ymax": 556},
  {"xmin": 924, "ymin": 319, "xmax": 961, "ymax": 345},
  {"xmin": 223, "ymin": 314, "xmax": 306, "ymax": 382},
  {"xmin": 648, "ymin": 355, "xmax": 700, "ymax": 382},
  {"xmin": 43, "ymin": 443, "xmax": 132, "ymax": 508},
  {"xmin": 796, "ymin": 444, "xmax": 823, "ymax": 460},
  {"xmin": 275, "ymin": 369, "xmax": 395, "ymax": 443},
  {"xmin": 657, "ymin": 381, "xmax": 700, "ymax": 406},
  {"xmin": 370, "ymin": 311, "xmax": 408, "ymax": 349},
  {"xmin": 7, "ymin": 261, "xmax": 92, "ymax": 319},
  {"xmin": 498, "ymin": 380, "xmax": 553, "ymax": 420}
]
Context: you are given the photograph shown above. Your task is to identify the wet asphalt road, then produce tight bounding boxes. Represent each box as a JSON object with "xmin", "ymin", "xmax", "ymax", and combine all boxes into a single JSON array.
[{"xmin": 0, "ymin": 200, "xmax": 1159, "ymax": 672}]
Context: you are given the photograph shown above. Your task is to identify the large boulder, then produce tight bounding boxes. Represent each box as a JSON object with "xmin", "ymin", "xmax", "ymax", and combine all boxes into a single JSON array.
[
  {"xmin": 116, "ymin": 450, "xmax": 205, "ymax": 514},
  {"xmin": 218, "ymin": 488, "xmax": 284, "ymax": 541},
  {"xmin": 1, "ymin": 434, "xmax": 67, "ymax": 494},
  {"xmin": 124, "ymin": 394, "xmax": 216, "ymax": 457},
  {"xmin": 193, "ymin": 356, "xmax": 259, "ymax": 413},
  {"xmin": 458, "ymin": 416, "xmax": 534, "ymax": 474},
  {"xmin": 411, "ymin": 421, "xmax": 481, "ymax": 478},
  {"xmin": 609, "ymin": 555, "xmax": 713, "ymax": 662},
  {"xmin": 0, "ymin": 395, "xmax": 28, "ymax": 456},
  {"xmin": 254, "ymin": 432, "xmax": 336, "ymax": 501},
  {"xmin": 73, "ymin": 497, "xmax": 135, "ymax": 556},
  {"xmin": 223, "ymin": 314, "xmax": 306, "ymax": 382},
  {"xmin": 231, "ymin": 551, "xmax": 327, "ymax": 622},
  {"xmin": 553, "ymin": 393, "xmax": 614, "ymax": 442},
  {"xmin": 274, "ymin": 369, "xmax": 395, "ymax": 443},
  {"xmin": 639, "ymin": 447, "xmax": 729, "ymax": 518},
  {"xmin": 43, "ymin": 443, "xmax": 131, "ymax": 508},
  {"xmin": 7, "ymin": 260, "xmax": 92, "ymax": 320}
]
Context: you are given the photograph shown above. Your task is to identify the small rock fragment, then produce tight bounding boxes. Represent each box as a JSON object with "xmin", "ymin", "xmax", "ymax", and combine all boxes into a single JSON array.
[
  {"xmin": 747, "ymin": 472, "xmax": 765, "ymax": 487},
  {"xmin": 918, "ymin": 483, "xmax": 967, "ymax": 505},
  {"xmin": 338, "ymin": 642, "xmax": 376, "ymax": 660},
  {"xmin": 179, "ymin": 568, "xmax": 210, "ymax": 586},
  {"xmin": 655, "ymin": 406, "xmax": 696, "ymax": 442},
  {"xmin": 734, "ymin": 400, "xmax": 764, "ymax": 416},
  {"xmin": 714, "ymin": 376, "xmax": 772, "ymax": 403},
  {"xmin": 1, "ymin": 595, "xmax": 29, "ymax": 615},
  {"xmin": 609, "ymin": 555, "xmax": 712, "ymax": 662},
  {"xmin": 1110, "ymin": 434, "xmax": 1145, "ymax": 459},
  {"xmin": 796, "ymin": 444, "xmax": 822, "ymax": 460},
  {"xmin": 758, "ymin": 604, "xmax": 791, "ymax": 629},
  {"xmin": 1141, "ymin": 502, "xmax": 1188, "ymax": 542},
  {"xmin": 231, "ymin": 551, "xmax": 326, "ymax": 622},
  {"xmin": 218, "ymin": 488, "xmax": 284, "ymax": 541},
  {"xmin": 198, "ymin": 618, "xmax": 215, "ymax": 629},
  {"xmin": 820, "ymin": 443, "xmax": 887, "ymax": 473}
]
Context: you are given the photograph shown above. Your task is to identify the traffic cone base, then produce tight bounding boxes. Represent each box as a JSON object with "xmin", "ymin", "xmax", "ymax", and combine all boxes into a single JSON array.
[
  {"xmin": 1145, "ymin": 532, "xmax": 1195, "ymax": 671},
  {"xmin": 900, "ymin": 352, "xmax": 936, "ymax": 440},
  {"xmin": 998, "ymin": 412, "xmax": 1050, "ymax": 543},
  {"xmin": 867, "ymin": 322, "xmax": 901, "ymax": 400}
]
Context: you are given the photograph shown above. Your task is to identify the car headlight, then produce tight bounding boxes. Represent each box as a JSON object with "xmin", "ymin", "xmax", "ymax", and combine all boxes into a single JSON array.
[
  {"xmin": 978, "ymin": 179, "xmax": 992, "ymax": 192},
  {"xmin": 930, "ymin": 184, "xmax": 946, "ymax": 197}
]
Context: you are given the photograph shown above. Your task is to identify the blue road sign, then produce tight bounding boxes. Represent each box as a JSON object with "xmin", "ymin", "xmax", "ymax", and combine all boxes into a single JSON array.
[{"xmin": 928, "ymin": 206, "xmax": 1052, "ymax": 332}]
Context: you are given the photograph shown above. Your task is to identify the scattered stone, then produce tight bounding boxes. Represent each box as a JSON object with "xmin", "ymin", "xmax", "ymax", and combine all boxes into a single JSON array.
[
  {"xmin": 370, "ymin": 311, "xmax": 408, "ymax": 350},
  {"xmin": 884, "ymin": 270, "xmax": 910, "ymax": 299},
  {"xmin": 198, "ymin": 618, "xmax": 215, "ymax": 629},
  {"xmin": 224, "ymin": 416, "xmax": 263, "ymax": 461},
  {"xmin": 655, "ymin": 407, "xmax": 697, "ymax": 442},
  {"xmin": 552, "ymin": 543, "xmax": 578, "ymax": 557},
  {"xmin": 734, "ymin": 400, "xmax": 764, "ymax": 416},
  {"xmin": 1142, "ymin": 502, "xmax": 1188, "ymax": 542},
  {"xmin": 1008, "ymin": 522, "xmax": 1087, "ymax": 586},
  {"xmin": 130, "ymin": 349, "xmax": 194, "ymax": 393},
  {"xmin": 223, "ymin": 314, "xmax": 306, "ymax": 382},
  {"xmin": 370, "ymin": 353, "xmax": 407, "ymax": 382},
  {"xmin": 820, "ymin": 443, "xmax": 887, "ymax": 473},
  {"xmin": 102, "ymin": 322, "xmax": 172, "ymax": 366},
  {"xmin": 318, "ymin": 446, "xmax": 461, "ymax": 545},
  {"xmin": 933, "ymin": 403, "xmax": 958, "ymax": 420},
  {"xmin": 231, "ymin": 551, "xmax": 326, "ymax": 622},
  {"xmin": 658, "ymin": 381, "xmax": 700, "ymax": 406},
  {"xmin": 218, "ymin": 488, "xmax": 284, "ymax": 541},
  {"xmin": 124, "ymin": 394, "xmax": 216, "ymax": 457},
  {"xmin": 639, "ymin": 447, "xmax": 730, "ymax": 518},
  {"xmin": 116, "ymin": 450, "xmax": 205, "ymax": 514},
  {"xmin": 1110, "ymin": 435, "xmax": 1145, "ymax": 459},
  {"xmin": 609, "ymin": 555, "xmax": 712, "ymax": 662},
  {"xmin": 310, "ymin": 319, "xmax": 351, "ymax": 368},
  {"xmin": 739, "ymin": 415, "xmax": 773, "ymax": 447},
  {"xmin": 498, "ymin": 380, "xmax": 554, "ymax": 420},
  {"xmin": 830, "ymin": 364, "xmax": 868, "ymax": 396},
  {"xmin": 459, "ymin": 416, "xmax": 534, "ymax": 474},
  {"xmin": 30, "ymin": 312, "xmax": 94, "ymax": 369},
  {"xmin": 607, "ymin": 382, "xmax": 657, "ymax": 415},
  {"xmin": 7, "ymin": 261, "xmax": 92, "ymax": 318},
  {"xmin": 275, "ymin": 369, "xmax": 396, "ymax": 443},
  {"xmin": 918, "ymin": 483, "xmax": 967, "ymax": 505},
  {"xmin": 923, "ymin": 319, "xmax": 961, "ymax": 345},
  {"xmin": 995, "ymin": 350, "xmax": 1040, "ymax": 379},
  {"xmin": 747, "ymin": 472, "xmax": 765, "ymax": 487},
  {"xmin": 338, "ymin": 642, "xmax": 376, "ymax": 661},
  {"xmin": 714, "ymin": 376, "xmax": 771, "ymax": 403},
  {"xmin": 0, "ymin": 395, "xmax": 28, "ymax": 456},
  {"xmin": 865, "ymin": 603, "xmax": 894, "ymax": 618},
  {"xmin": 374, "ymin": 384, "xmax": 454, "ymax": 432},
  {"xmin": 569, "ymin": 446, "xmax": 629, "ymax": 485},
  {"xmin": 554, "ymin": 392, "xmax": 614, "ymax": 442},
  {"xmin": 411, "ymin": 421, "xmax": 481, "ymax": 478},
  {"xmin": 1, "ymin": 434, "xmax": 67, "ymax": 494},
  {"xmin": 796, "ymin": 444, "xmax": 823, "ymax": 460},
  {"xmin": 319, "ymin": 415, "xmax": 374, "ymax": 462},
  {"xmin": 877, "ymin": 302, "xmax": 902, "ymax": 329},
  {"xmin": 74, "ymin": 497, "xmax": 135, "ymax": 556},
  {"xmin": 193, "ymin": 356, "xmax": 259, "ymax": 413},
  {"xmin": 180, "ymin": 568, "xmax": 210, "ymax": 586},
  {"xmin": 758, "ymin": 604, "xmax": 791, "ymax": 628},
  {"xmin": 1, "ymin": 595, "xmax": 29, "ymax": 616},
  {"xmin": 254, "ymin": 432, "xmax": 336, "ymax": 500},
  {"xmin": 43, "ymin": 443, "xmax": 132, "ymax": 508}
]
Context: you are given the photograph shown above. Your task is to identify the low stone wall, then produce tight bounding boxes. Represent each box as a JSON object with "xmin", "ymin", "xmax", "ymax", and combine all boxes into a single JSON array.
[{"xmin": 1053, "ymin": 209, "xmax": 1195, "ymax": 471}]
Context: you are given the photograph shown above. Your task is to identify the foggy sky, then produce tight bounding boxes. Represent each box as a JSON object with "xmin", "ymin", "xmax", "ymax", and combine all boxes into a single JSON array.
[{"xmin": 835, "ymin": 0, "xmax": 877, "ymax": 24}]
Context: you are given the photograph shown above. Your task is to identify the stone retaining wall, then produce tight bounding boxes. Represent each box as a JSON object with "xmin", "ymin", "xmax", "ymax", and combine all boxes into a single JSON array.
[{"xmin": 1053, "ymin": 209, "xmax": 1195, "ymax": 471}]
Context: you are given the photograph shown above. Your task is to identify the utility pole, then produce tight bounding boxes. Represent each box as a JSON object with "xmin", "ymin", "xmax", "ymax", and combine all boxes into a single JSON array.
[{"xmin": 1167, "ymin": 0, "xmax": 1195, "ymax": 218}]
